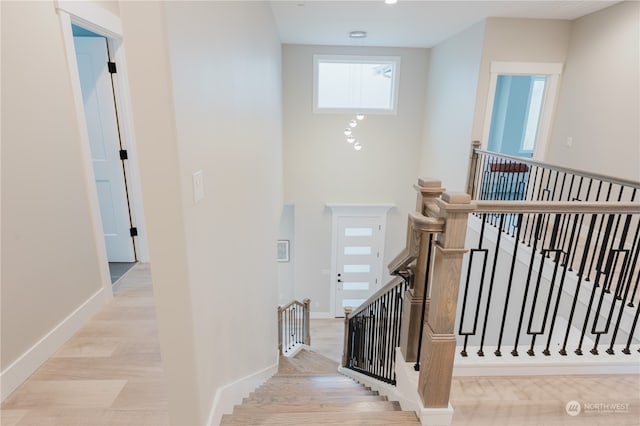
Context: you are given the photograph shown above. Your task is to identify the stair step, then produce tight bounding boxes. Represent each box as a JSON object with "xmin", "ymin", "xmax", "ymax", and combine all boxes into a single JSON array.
[
  {"xmin": 242, "ymin": 393, "xmax": 388, "ymax": 404},
  {"xmin": 221, "ymin": 348, "xmax": 417, "ymax": 425},
  {"xmin": 233, "ymin": 400, "xmax": 401, "ymax": 413},
  {"xmin": 220, "ymin": 410, "xmax": 420, "ymax": 425},
  {"xmin": 256, "ymin": 382, "xmax": 370, "ymax": 390}
]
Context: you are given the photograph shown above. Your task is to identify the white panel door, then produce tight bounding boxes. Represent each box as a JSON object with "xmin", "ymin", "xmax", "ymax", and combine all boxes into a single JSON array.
[
  {"xmin": 335, "ymin": 216, "xmax": 385, "ymax": 315},
  {"xmin": 74, "ymin": 37, "xmax": 134, "ymax": 262}
]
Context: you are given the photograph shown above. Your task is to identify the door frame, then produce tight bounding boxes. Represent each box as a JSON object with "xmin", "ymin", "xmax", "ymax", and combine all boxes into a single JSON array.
[
  {"xmin": 327, "ymin": 204, "xmax": 394, "ymax": 317},
  {"xmin": 480, "ymin": 61, "xmax": 563, "ymax": 161},
  {"xmin": 56, "ymin": 1, "xmax": 149, "ymax": 301}
]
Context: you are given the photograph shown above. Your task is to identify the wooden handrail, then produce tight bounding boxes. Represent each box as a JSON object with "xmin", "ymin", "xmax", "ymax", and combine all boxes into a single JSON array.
[
  {"xmin": 388, "ymin": 212, "xmax": 444, "ymax": 275},
  {"xmin": 348, "ymin": 276, "xmax": 405, "ymax": 319},
  {"xmin": 474, "ymin": 200, "xmax": 640, "ymax": 214},
  {"xmin": 474, "ymin": 148, "xmax": 640, "ymax": 188},
  {"xmin": 279, "ymin": 299, "xmax": 305, "ymax": 312}
]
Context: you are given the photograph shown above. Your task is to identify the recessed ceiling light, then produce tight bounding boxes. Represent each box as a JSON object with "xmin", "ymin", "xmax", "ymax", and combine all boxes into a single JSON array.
[
  {"xmin": 384, "ymin": 0, "xmax": 398, "ymax": 4},
  {"xmin": 349, "ymin": 30, "xmax": 367, "ymax": 39}
]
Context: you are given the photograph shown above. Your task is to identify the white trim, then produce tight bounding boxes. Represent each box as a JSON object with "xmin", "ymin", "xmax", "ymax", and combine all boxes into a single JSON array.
[
  {"xmin": 337, "ymin": 365, "xmax": 403, "ymax": 404},
  {"xmin": 283, "ymin": 344, "xmax": 310, "ymax": 358},
  {"xmin": 207, "ymin": 360, "xmax": 279, "ymax": 426},
  {"xmin": 56, "ymin": 3, "xmax": 150, "ymax": 266},
  {"xmin": 310, "ymin": 311, "xmax": 335, "ymax": 319},
  {"xmin": 0, "ymin": 289, "xmax": 106, "ymax": 401},
  {"xmin": 481, "ymin": 61, "xmax": 563, "ymax": 161},
  {"xmin": 327, "ymin": 204, "xmax": 394, "ymax": 317},
  {"xmin": 58, "ymin": 10, "xmax": 113, "ymax": 303},
  {"xmin": 55, "ymin": 0, "xmax": 121, "ymax": 38},
  {"xmin": 453, "ymin": 345, "xmax": 640, "ymax": 376}
]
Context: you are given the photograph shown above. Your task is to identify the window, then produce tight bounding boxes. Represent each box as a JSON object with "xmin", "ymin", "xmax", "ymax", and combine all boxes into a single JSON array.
[
  {"xmin": 521, "ymin": 76, "xmax": 547, "ymax": 153},
  {"xmin": 314, "ymin": 55, "xmax": 400, "ymax": 113}
]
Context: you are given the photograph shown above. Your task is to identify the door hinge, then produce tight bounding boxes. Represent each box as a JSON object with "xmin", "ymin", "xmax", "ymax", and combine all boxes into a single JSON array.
[
  {"xmin": 107, "ymin": 61, "xmax": 117, "ymax": 74},
  {"xmin": 130, "ymin": 227, "xmax": 138, "ymax": 237},
  {"xmin": 119, "ymin": 149, "xmax": 128, "ymax": 160}
]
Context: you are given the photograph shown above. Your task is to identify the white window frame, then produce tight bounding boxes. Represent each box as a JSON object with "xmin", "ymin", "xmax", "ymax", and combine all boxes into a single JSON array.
[{"xmin": 313, "ymin": 54, "xmax": 401, "ymax": 114}]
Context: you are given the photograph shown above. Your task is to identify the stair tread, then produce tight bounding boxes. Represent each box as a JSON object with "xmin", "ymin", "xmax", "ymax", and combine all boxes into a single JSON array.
[
  {"xmin": 222, "ymin": 348, "xmax": 417, "ymax": 425},
  {"xmin": 242, "ymin": 394, "xmax": 388, "ymax": 404},
  {"xmin": 220, "ymin": 410, "xmax": 420, "ymax": 425},
  {"xmin": 233, "ymin": 400, "xmax": 400, "ymax": 413}
]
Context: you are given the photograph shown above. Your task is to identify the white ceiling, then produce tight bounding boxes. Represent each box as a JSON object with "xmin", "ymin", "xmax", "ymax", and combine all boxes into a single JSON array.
[{"xmin": 270, "ymin": 1, "xmax": 619, "ymax": 48}]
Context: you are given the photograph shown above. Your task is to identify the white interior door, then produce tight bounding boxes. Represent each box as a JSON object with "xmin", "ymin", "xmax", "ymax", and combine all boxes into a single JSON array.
[
  {"xmin": 74, "ymin": 36, "xmax": 134, "ymax": 262},
  {"xmin": 335, "ymin": 216, "xmax": 385, "ymax": 315}
]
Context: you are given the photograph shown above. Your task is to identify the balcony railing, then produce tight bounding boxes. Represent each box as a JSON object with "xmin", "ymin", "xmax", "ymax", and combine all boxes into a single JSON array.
[
  {"xmin": 339, "ymin": 144, "xmax": 640, "ymax": 417},
  {"xmin": 278, "ymin": 299, "xmax": 310, "ymax": 355}
]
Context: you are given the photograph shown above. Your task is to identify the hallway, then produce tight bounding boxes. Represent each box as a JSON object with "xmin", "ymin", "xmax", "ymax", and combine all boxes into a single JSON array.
[{"xmin": 2, "ymin": 265, "xmax": 638, "ymax": 425}]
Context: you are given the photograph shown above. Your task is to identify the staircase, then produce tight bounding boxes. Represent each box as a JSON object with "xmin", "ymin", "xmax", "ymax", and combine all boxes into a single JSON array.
[{"xmin": 220, "ymin": 349, "xmax": 420, "ymax": 425}]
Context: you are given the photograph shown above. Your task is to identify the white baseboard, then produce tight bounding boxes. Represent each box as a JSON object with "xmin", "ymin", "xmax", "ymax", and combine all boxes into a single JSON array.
[
  {"xmin": 0, "ymin": 288, "xmax": 106, "ymax": 401},
  {"xmin": 453, "ymin": 345, "xmax": 640, "ymax": 376},
  {"xmin": 207, "ymin": 358, "xmax": 279, "ymax": 426},
  {"xmin": 310, "ymin": 312, "xmax": 335, "ymax": 319},
  {"xmin": 337, "ymin": 366, "xmax": 403, "ymax": 404}
]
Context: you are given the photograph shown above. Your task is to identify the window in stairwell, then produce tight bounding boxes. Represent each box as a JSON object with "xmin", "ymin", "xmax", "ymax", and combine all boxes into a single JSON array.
[{"xmin": 313, "ymin": 55, "xmax": 400, "ymax": 113}]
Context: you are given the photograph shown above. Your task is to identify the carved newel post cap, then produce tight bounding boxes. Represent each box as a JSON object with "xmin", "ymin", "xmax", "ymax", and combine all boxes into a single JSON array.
[
  {"xmin": 441, "ymin": 192, "xmax": 471, "ymax": 204},
  {"xmin": 344, "ymin": 307, "xmax": 353, "ymax": 316},
  {"xmin": 417, "ymin": 178, "xmax": 442, "ymax": 188}
]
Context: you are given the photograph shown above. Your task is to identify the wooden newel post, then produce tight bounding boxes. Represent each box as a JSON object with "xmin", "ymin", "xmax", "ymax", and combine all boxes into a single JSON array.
[
  {"xmin": 341, "ymin": 307, "xmax": 353, "ymax": 367},
  {"xmin": 418, "ymin": 192, "xmax": 475, "ymax": 408},
  {"xmin": 277, "ymin": 305, "xmax": 283, "ymax": 354},
  {"xmin": 399, "ymin": 178, "xmax": 445, "ymax": 362},
  {"xmin": 303, "ymin": 298, "xmax": 311, "ymax": 346}
]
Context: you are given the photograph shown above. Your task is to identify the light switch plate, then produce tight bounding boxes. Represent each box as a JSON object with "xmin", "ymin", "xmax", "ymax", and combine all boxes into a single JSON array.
[{"xmin": 193, "ymin": 170, "xmax": 204, "ymax": 203}]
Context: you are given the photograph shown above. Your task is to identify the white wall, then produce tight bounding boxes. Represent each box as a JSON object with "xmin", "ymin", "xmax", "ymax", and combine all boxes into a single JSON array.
[
  {"xmin": 547, "ymin": 1, "xmax": 640, "ymax": 181},
  {"xmin": 419, "ymin": 22, "xmax": 485, "ymax": 192},
  {"xmin": 1, "ymin": 0, "xmax": 108, "ymax": 388},
  {"xmin": 283, "ymin": 45, "xmax": 429, "ymax": 315},
  {"xmin": 471, "ymin": 18, "xmax": 572, "ymax": 143},
  {"xmin": 120, "ymin": 2, "xmax": 282, "ymax": 424},
  {"xmin": 278, "ymin": 205, "xmax": 295, "ymax": 304}
]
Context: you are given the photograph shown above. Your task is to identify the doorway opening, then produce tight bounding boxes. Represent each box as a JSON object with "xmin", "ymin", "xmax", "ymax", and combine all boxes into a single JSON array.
[
  {"xmin": 487, "ymin": 74, "xmax": 547, "ymax": 159},
  {"xmin": 481, "ymin": 62, "xmax": 563, "ymax": 161},
  {"xmin": 72, "ymin": 24, "xmax": 137, "ymax": 284}
]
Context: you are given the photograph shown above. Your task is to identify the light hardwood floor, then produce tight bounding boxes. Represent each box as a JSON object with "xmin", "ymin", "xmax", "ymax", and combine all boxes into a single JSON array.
[
  {"xmin": 1, "ymin": 263, "xmax": 170, "ymax": 426},
  {"xmin": 2, "ymin": 266, "xmax": 638, "ymax": 425}
]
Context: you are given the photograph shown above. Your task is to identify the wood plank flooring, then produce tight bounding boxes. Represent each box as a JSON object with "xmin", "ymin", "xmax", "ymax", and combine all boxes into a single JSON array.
[{"xmin": 1, "ymin": 264, "xmax": 170, "ymax": 426}]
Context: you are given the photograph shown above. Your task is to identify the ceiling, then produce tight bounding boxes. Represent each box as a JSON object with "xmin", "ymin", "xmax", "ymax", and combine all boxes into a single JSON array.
[{"xmin": 270, "ymin": 1, "xmax": 619, "ymax": 48}]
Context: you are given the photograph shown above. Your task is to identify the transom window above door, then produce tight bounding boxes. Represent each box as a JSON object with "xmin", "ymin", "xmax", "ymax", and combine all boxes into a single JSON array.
[{"xmin": 313, "ymin": 55, "xmax": 401, "ymax": 113}]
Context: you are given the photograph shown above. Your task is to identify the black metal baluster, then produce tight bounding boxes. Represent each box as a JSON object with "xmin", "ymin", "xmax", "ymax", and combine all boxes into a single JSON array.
[
  {"xmin": 459, "ymin": 218, "xmax": 489, "ymax": 356},
  {"xmin": 478, "ymin": 214, "xmax": 505, "ymax": 356},
  {"xmin": 495, "ymin": 214, "xmax": 523, "ymax": 356},
  {"xmin": 544, "ymin": 214, "xmax": 579, "ymax": 355},
  {"xmin": 512, "ymin": 215, "xmax": 543, "ymax": 356}
]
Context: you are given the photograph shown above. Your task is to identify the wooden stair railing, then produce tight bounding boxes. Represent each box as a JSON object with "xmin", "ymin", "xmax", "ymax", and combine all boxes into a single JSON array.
[{"xmin": 278, "ymin": 299, "xmax": 311, "ymax": 355}]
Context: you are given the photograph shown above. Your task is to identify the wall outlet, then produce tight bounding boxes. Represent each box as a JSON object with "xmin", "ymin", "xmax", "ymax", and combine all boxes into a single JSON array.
[
  {"xmin": 193, "ymin": 170, "xmax": 204, "ymax": 203},
  {"xmin": 566, "ymin": 136, "xmax": 573, "ymax": 147}
]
